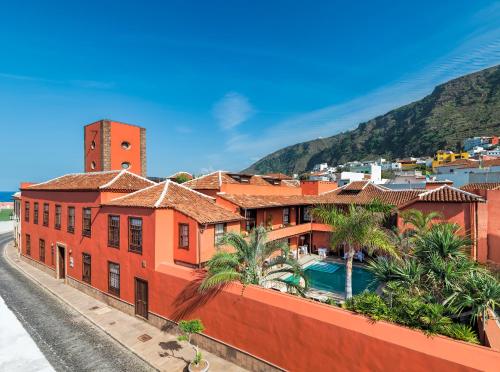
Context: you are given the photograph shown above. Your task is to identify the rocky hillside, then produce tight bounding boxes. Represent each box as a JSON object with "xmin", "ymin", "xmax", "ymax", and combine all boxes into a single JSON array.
[{"xmin": 244, "ymin": 64, "xmax": 500, "ymax": 175}]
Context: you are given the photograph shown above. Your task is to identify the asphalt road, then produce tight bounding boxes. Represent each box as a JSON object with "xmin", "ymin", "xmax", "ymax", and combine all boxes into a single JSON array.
[{"xmin": 0, "ymin": 232, "xmax": 156, "ymax": 372}]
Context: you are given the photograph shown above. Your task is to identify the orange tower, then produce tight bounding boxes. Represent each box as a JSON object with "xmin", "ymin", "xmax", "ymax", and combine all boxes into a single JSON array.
[{"xmin": 84, "ymin": 119, "xmax": 146, "ymax": 177}]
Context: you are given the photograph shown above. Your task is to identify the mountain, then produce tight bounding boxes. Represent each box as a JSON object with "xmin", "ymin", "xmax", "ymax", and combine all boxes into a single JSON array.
[{"xmin": 243, "ymin": 65, "xmax": 500, "ymax": 175}]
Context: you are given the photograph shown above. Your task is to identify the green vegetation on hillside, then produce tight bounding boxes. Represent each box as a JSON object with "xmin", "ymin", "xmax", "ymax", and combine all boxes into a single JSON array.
[{"xmin": 244, "ymin": 64, "xmax": 500, "ymax": 174}]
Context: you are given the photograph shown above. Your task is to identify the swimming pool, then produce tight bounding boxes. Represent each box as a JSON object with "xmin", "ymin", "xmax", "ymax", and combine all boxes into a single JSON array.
[{"xmin": 287, "ymin": 261, "xmax": 377, "ymax": 296}]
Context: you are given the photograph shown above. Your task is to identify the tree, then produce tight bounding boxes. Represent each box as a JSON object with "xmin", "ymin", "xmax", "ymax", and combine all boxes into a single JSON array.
[
  {"xmin": 178, "ymin": 319, "xmax": 205, "ymax": 367},
  {"xmin": 401, "ymin": 209, "xmax": 442, "ymax": 237},
  {"xmin": 313, "ymin": 203, "xmax": 395, "ymax": 299},
  {"xmin": 174, "ymin": 174, "xmax": 191, "ymax": 184},
  {"xmin": 199, "ymin": 226, "xmax": 308, "ymax": 295},
  {"xmin": 368, "ymin": 222, "xmax": 500, "ymax": 327}
]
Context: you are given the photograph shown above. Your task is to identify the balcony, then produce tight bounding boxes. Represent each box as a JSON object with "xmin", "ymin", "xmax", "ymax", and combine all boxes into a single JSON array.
[{"xmin": 267, "ymin": 222, "xmax": 332, "ymax": 241}]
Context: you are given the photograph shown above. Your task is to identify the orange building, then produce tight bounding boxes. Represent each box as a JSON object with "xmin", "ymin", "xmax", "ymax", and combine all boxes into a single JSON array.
[
  {"xmin": 84, "ymin": 119, "xmax": 146, "ymax": 177},
  {"xmin": 16, "ymin": 120, "xmax": 500, "ymax": 370}
]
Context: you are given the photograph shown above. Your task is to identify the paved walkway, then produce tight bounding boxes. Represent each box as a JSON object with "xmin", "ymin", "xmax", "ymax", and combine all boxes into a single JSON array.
[{"xmin": 4, "ymin": 239, "xmax": 246, "ymax": 372}]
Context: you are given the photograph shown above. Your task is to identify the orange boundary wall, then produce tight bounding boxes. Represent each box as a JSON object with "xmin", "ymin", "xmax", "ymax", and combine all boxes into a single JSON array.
[{"xmin": 154, "ymin": 263, "xmax": 500, "ymax": 372}]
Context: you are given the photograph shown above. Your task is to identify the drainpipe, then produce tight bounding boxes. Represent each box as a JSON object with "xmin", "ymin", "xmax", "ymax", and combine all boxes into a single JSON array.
[
  {"xmin": 197, "ymin": 224, "xmax": 201, "ymax": 268},
  {"xmin": 474, "ymin": 201, "xmax": 479, "ymax": 261}
]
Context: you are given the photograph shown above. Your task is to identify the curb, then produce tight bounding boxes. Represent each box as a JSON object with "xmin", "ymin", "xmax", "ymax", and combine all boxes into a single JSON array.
[{"xmin": 2, "ymin": 237, "xmax": 161, "ymax": 372}]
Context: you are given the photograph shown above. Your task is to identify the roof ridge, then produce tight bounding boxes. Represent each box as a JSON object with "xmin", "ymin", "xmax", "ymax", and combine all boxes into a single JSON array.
[
  {"xmin": 417, "ymin": 184, "xmax": 447, "ymax": 197},
  {"xmin": 27, "ymin": 173, "xmax": 72, "ymax": 188},
  {"xmin": 28, "ymin": 170, "xmax": 123, "ymax": 188},
  {"xmin": 107, "ymin": 182, "xmax": 163, "ymax": 203},
  {"xmin": 154, "ymin": 181, "xmax": 170, "ymax": 208},
  {"xmin": 122, "ymin": 170, "xmax": 156, "ymax": 185},
  {"xmin": 418, "ymin": 184, "xmax": 484, "ymax": 200},
  {"xmin": 99, "ymin": 170, "xmax": 126, "ymax": 189},
  {"xmin": 173, "ymin": 180, "xmax": 216, "ymax": 201},
  {"xmin": 320, "ymin": 184, "xmax": 346, "ymax": 195},
  {"xmin": 184, "ymin": 170, "xmax": 226, "ymax": 185}
]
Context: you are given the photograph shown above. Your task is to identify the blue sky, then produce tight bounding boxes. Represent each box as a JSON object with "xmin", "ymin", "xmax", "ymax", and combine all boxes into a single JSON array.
[{"xmin": 1, "ymin": 0, "xmax": 500, "ymax": 190}]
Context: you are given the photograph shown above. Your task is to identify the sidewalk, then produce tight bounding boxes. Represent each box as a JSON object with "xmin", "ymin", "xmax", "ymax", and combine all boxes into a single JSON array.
[{"xmin": 4, "ymin": 241, "xmax": 246, "ymax": 372}]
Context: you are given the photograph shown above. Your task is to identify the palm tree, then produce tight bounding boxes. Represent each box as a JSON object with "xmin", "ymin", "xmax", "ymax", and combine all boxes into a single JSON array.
[
  {"xmin": 413, "ymin": 223, "xmax": 469, "ymax": 261},
  {"xmin": 314, "ymin": 204, "xmax": 396, "ymax": 299},
  {"xmin": 401, "ymin": 209, "xmax": 442, "ymax": 236},
  {"xmin": 199, "ymin": 226, "xmax": 308, "ymax": 295}
]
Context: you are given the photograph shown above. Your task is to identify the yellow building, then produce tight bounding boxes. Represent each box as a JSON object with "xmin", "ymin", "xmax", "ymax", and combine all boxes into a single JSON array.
[{"xmin": 432, "ymin": 150, "xmax": 469, "ymax": 170}]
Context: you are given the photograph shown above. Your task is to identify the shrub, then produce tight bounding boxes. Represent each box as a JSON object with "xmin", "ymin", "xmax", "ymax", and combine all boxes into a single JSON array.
[{"xmin": 344, "ymin": 292, "xmax": 391, "ymax": 321}]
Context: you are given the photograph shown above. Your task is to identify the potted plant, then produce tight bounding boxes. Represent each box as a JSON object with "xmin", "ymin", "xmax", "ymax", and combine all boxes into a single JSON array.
[{"xmin": 178, "ymin": 319, "xmax": 209, "ymax": 372}]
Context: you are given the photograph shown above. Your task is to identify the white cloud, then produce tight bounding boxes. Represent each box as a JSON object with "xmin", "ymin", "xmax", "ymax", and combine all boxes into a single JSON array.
[
  {"xmin": 213, "ymin": 92, "xmax": 255, "ymax": 130},
  {"xmin": 0, "ymin": 73, "xmax": 114, "ymax": 90}
]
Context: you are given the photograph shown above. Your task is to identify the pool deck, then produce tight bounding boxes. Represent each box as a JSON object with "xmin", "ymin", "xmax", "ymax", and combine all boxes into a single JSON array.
[{"xmin": 296, "ymin": 254, "xmax": 371, "ymax": 303}]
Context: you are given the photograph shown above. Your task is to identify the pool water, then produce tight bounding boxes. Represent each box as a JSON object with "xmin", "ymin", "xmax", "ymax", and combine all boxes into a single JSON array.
[{"xmin": 287, "ymin": 261, "xmax": 376, "ymax": 296}]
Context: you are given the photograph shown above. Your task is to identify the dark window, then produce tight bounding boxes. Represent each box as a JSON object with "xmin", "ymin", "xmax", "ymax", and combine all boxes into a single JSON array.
[
  {"xmin": 214, "ymin": 223, "xmax": 226, "ymax": 245},
  {"xmin": 108, "ymin": 215, "xmax": 120, "ymax": 248},
  {"xmin": 128, "ymin": 217, "xmax": 143, "ymax": 253},
  {"xmin": 51, "ymin": 245, "xmax": 54, "ymax": 265},
  {"xmin": 24, "ymin": 202, "xmax": 30, "ymax": 222},
  {"xmin": 33, "ymin": 202, "xmax": 39, "ymax": 224},
  {"xmin": 43, "ymin": 203, "xmax": 49, "ymax": 227},
  {"xmin": 283, "ymin": 207, "xmax": 290, "ymax": 225},
  {"xmin": 67, "ymin": 206, "xmax": 75, "ymax": 233},
  {"xmin": 26, "ymin": 234, "xmax": 31, "ymax": 256},
  {"xmin": 108, "ymin": 262, "xmax": 120, "ymax": 296},
  {"xmin": 55, "ymin": 205, "xmax": 61, "ymax": 230},
  {"xmin": 179, "ymin": 223, "xmax": 189, "ymax": 248},
  {"xmin": 82, "ymin": 253, "xmax": 91, "ymax": 284},
  {"xmin": 245, "ymin": 209, "xmax": 256, "ymax": 232},
  {"xmin": 39, "ymin": 239, "xmax": 45, "ymax": 262},
  {"xmin": 82, "ymin": 208, "xmax": 92, "ymax": 237},
  {"xmin": 300, "ymin": 206, "xmax": 312, "ymax": 223}
]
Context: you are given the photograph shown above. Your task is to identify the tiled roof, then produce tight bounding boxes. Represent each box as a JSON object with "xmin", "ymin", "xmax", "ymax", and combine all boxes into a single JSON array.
[
  {"xmin": 436, "ymin": 158, "xmax": 500, "ymax": 170},
  {"xmin": 105, "ymin": 181, "xmax": 244, "ymax": 224},
  {"xmin": 282, "ymin": 179, "xmax": 301, "ymax": 187},
  {"xmin": 416, "ymin": 185, "xmax": 483, "ymax": 203},
  {"xmin": 483, "ymin": 159, "xmax": 500, "ymax": 167},
  {"xmin": 23, "ymin": 170, "xmax": 155, "ymax": 192},
  {"xmin": 318, "ymin": 183, "xmax": 419, "ymax": 207},
  {"xmin": 461, "ymin": 183, "xmax": 500, "ymax": 192},
  {"xmin": 342, "ymin": 180, "xmax": 371, "ymax": 191},
  {"xmin": 435, "ymin": 159, "xmax": 478, "ymax": 168},
  {"xmin": 217, "ymin": 193, "xmax": 319, "ymax": 209},
  {"xmin": 316, "ymin": 181, "xmax": 483, "ymax": 208},
  {"xmin": 184, "ymin": 171, "xmax": 299, "ymax": 190},
  {"xmin": 184, "ymin": 171, "xmax": 237, "ymax": 190},
  {"xmin": 264, "ymin": 173, "xmax": 293, "ymax": 180}
]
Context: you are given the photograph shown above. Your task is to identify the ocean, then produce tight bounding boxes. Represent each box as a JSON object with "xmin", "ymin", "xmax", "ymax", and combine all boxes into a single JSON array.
[{"xmin": 0, "ymin": 192, "xmax": 16, "ymax": 202}]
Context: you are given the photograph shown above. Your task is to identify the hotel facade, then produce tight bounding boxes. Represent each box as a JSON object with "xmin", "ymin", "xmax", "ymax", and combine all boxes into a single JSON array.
[{"xmin": 13, "ymin": 120, "xmax": 499, "ymax": 371}]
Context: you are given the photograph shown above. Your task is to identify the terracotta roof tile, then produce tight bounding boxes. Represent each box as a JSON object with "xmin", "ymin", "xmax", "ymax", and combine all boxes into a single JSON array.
[
  {"xmin": 416, "ymin": 185, "xmax": 483, "ymax": 203},
  {"xmin": 435, "ymin": 159, "xmax": 478, "ymax": 168},
  {"xmin": 264, "ymin": 173, "xmax": 293, "ymax": 180},
  {"xmin": 106, "ymin": 181, "xmax": 244, "ymax": 224},
  {"xmin": 24, "ymin": 170, "xmax": 155, "ymax": 192},
  {"xmin": 316, "ymin": 182, "xmax": 482, "ymax": 207},
  {"xmin": 483, "ymin": 159, "xmax": 500, "ymax": 167},
  {"xmin": 184, "ymin": 171, "xmax": 299, "ymax": 190},
  {"xmin": 342, "ymin": 181, "xmax": 371, "ymax": 191},
  {"xmin": 217, "ymin": 194, "xmax": 319, "ymax": 209},
  {"xmin": 461, "ymin": 183, "xmax": 500, "ymax": 192},
  {"xmin": 184, "ymin": 171, "xmax": 237, "ymax": 190}
]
